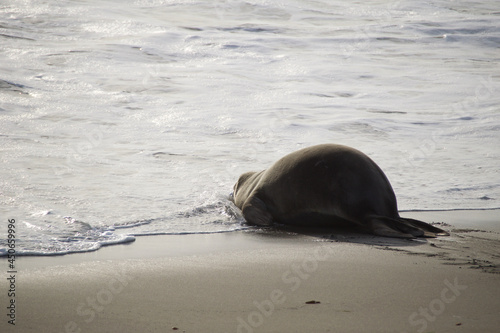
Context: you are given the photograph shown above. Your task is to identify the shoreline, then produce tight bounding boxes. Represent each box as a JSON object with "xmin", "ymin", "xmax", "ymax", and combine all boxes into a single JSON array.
[
  {"xmin": 2, "ymin": 209, "xmax": 499, "ymax": 332},
  {"xmin": 9, "ymin": 208, "xmax": 500, "ymax": 262}
]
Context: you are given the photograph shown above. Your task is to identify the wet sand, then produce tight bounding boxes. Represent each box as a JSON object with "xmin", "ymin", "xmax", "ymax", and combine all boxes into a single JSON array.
[{"xmin": 2, "ymin": 210, "xmax": 500, "ymax": 332}]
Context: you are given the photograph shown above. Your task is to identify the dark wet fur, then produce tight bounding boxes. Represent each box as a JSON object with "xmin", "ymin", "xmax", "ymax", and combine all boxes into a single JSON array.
[{"xmin": 274, "ymin": 212, "xmax": 449, "ymax": 238}]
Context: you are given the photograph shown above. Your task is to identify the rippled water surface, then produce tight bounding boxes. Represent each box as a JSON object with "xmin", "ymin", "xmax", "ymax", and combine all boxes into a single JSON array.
[{"xmin": 1, "ymin": 0, "xmax": 499, "ymax": 255}]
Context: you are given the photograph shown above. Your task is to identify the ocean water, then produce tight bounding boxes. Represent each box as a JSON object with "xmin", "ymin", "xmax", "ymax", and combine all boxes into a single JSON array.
[{"xmin": 1, "ymin": 0, "xmax": 499, "ymax": 256}]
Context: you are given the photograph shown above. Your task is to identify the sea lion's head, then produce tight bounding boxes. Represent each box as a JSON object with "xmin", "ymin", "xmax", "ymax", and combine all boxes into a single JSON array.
[{"xmin": 230, "ymin": 171, "xmax": 258, "ymax": 204}]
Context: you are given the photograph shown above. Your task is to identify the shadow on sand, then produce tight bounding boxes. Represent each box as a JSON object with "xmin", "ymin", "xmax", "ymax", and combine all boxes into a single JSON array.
[{"xmin": 247, "ymin": 223, "xmax": 434, "ymax": 248}]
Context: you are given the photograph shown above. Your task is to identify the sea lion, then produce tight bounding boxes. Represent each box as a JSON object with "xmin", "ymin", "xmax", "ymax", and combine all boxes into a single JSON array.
[{"xmin": 231, "ymin": 144, "xmax": 449, "ymax": 238}]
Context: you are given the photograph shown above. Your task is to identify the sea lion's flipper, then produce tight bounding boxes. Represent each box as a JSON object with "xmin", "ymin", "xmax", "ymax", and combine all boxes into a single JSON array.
[
  {"xmin": 242, "ymin": 196, "xmax": 274, "ymax": 226},
  {"xmin": 399, "ymin": 217, "xmax": 450, "ymax": 237},
  {"xmin": 368, "ymin": 217, "xmax": 417, "ymax": 238},
  {"xmin": 368, "ymin": 216, "xmax": 449, "ymax": 238}
]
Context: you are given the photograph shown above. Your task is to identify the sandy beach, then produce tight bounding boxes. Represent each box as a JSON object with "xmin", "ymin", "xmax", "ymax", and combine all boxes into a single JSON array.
[{"xmin": 2, "ymin": 210, "xmax": 500, "ymax": 333}]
